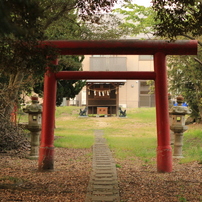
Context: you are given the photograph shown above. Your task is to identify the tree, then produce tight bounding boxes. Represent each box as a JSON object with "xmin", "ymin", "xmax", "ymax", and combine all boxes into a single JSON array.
[
  {"xmin": 33, "ymin": 55, "xmax": 86, "ymax": 106},
  {"xmin": 116, "ymin": 1, "xmax": 202, "ymax": 120},
  {"xmin": 152, "ymin": 0, "xmax": 202, "ymax": 39},
  {"xmin": 152, "ymin": 0, "xmax": 202, "ymax": 121},
  {"xmin": 0, "ymin": 0, "xmax": 126, "ymax": 115},
  {"xmin": 0, "ymin": 0, "xmax": 127, "ymax": 151},
  {"xmin": 33, "ymin": 6, "xmax": 127, "ymax": 106},
  {"xmin": 167, "ymin": 54, "xmax": 202, "ymax": 119},
  {"xmin": 114, "ymin": 3, "xmax": 155, "ymax": 38}
]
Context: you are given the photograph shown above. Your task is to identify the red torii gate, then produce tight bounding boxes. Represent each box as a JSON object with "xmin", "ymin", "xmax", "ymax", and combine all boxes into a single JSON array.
[{"xmin": 38, "ymin": 40, "xmax": 197, "ymax": 173}]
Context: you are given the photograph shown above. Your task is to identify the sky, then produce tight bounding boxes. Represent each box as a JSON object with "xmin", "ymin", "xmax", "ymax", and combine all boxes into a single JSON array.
[
  {"xmin": 132, "ymin": 0, "xmax": 152, "ymax": 7},
  {"xmin": 114, "ymin": 0, "xmax": 152, "ymax": 9}
]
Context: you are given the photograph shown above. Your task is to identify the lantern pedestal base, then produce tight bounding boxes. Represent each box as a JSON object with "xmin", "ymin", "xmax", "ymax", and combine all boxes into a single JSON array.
[
  {"xmin": 173, "ymin": 155, "xmax": 184, "ymax": 159},
  {"xmin": 27, "ymin": 155, "xmax": 38, "ymax": 160}
]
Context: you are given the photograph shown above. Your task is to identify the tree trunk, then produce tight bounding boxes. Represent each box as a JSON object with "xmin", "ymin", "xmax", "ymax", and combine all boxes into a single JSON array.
[
  {"xmin": 1, "ymin": 71, "xmax": 24, "ymax": 119},
  {"xmin": 198, "ymin": 106, "xmax": 202, "ymax": 123}
]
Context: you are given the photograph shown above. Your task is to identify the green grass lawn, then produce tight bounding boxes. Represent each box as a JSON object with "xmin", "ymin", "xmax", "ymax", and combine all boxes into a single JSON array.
[{"xmin": 19, "ymin": 106, "xmax": 202, "ymax": 163}]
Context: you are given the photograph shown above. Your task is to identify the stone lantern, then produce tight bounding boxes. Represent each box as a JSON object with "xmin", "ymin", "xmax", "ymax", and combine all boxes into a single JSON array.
[
  {"xmin": 169, "ymin": 96, "xmax": 191, "ymax": 158},
  {"xmin": 23, "ymin": 95, "xmax": 42, "ymax": 159}
]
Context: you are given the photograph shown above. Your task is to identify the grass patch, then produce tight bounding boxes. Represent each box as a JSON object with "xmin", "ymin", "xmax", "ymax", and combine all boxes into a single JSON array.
[
  {"xmin": 127, "ymin": 108, "xmax": 156, "ymax": 122},
  {"xmin": 180, "ymin": 127, "xmax": 202, "ymax": 163},
  {"xmin": 19, "ymin": 106, "xmax": 202, "ymax": 163},
  {"xmin": 56, "ymin": 106, "xmax": 157, "ymax": 160},
  {"xmin": 55, "ymin": 106, "xmax": 80, "ymax": 118},
  {"xmin": 106, "ymin": 136, "xmax": 156, "ymax": 160},
  {"xmin": 0, "ymin": 176, "xmax": 24, "ymax": 183},
  {"xmin": 54, "ymin": 134, "xmax": 94, "ymax": 149}
]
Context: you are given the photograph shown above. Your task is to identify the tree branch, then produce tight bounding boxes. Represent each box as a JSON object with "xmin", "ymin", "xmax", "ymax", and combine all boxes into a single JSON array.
[
  {"xmin": 182, "ymin": 34, "xmax": 202, "ymax": 46},
  {"xmin": 194, "ymin": 57, "xmax": 202, "ymax": 66},
  {"xmin": 44, "ymin": 4, "xmax": 75, "ymax": 30}
]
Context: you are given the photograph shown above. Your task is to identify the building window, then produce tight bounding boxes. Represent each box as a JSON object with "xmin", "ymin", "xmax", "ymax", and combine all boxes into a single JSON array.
[
  {"xmin": 139, "ymin": 80, "xmax": 155, "ymax": 107},
  {"xmin": 140, "ymin": 81, "xmax": 150, "ymax": 94},
  {"xmin": 139, "ymin": 55, "xmax": 153, "ymax": 61},
  {"xmin": 90, "ymin": 57, "xmax": 127, "ymax": 71},
  {"xmin": 91, "ymin": 55, "xmax": 117, "ymax": 57}
]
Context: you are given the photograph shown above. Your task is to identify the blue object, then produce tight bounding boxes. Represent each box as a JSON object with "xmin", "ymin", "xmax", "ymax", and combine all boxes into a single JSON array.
[{"xmin": 173, "ymin": 102, "xmax": 188, "ymax": 106}]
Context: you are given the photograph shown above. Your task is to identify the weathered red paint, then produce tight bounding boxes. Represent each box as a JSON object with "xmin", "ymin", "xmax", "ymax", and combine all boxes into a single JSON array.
[
  {"xmin": 41, "ymin": 40, "xmax": 197, "ymax": 55},
  {"xmin": 39, "ymin": 40, "xmax": 197, "ymax": 172},
  {"xmin": 10, "ymin": 105, "xmax": 17, "ymax": 125},
  {"xmin": 154, "ymin": 52, "xmax": 172, "ymax": 172},
  {"xmin": 38, "ymin": 60, "xmax": 58, "ymax": 171},
  {"xmin": 55, "ymin": 71, "xmax": 156, "ymax": 80}
]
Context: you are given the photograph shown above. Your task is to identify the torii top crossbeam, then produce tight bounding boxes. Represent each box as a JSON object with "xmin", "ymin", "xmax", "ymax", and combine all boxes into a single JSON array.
[{"xmin": 42, "ymin": 40, "xmax": 197, "ymax": 55}]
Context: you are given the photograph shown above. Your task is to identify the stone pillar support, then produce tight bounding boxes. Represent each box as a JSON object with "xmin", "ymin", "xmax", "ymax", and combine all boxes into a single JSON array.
[
  {"xmin": 23, "ymin": 96, "xmax": 42, "ymax": 160},
  {"xmin": 169, "ymin": 96, "xmax": 192, "ymax": 158}
]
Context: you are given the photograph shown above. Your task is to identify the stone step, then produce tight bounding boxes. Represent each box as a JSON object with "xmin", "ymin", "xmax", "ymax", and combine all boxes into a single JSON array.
[
  {"xmin": 85, "ymin": 130, "xmax": 120, "ymax": 202},
  {"xmin": 91, "ymin": 195, "xmax": 118, "ymax": 202},
  {"xmin": 93, "ymin": 178, "xmax": 115, "ymax": 181}
]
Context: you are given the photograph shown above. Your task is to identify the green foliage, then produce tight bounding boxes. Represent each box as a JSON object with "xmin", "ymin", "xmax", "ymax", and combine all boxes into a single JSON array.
[
  {"xmin": 0, "ymin": 0, "xmax": 44, "ymax": 38},
  {"xmin": 76, "ymin": 0, "xmax": 120, "ymax": 22},
  {"xmin": 33, "ymin": 55, "xmax": 86, "ymax": 106},
  {"xmin": 0, "ymin": 0, "xmax": 128, "ymax": 109},
  {"xmin": 149, "ymin": 1, "xmax": 202, "ymax": 121},
  {"xmin": 115, "ymin": 1, "xmax": 202, "ymax": 122},
  {"xmin": 114, "ymin": 3, "xmax": 156, "ymax": 37},
  {"xmin": 0, "ymin": 0, "xmax": 129, "ymax": 150},
  {"xmin": 0, "ymin": 0, "xmax": 120, "ymax": 38},
  {"xmin": 167, "ymin": 45, "xmax": 202, "ymax": 120},
  {"xmin": 152, "ymin": 0, "xmax": 202, "ymax": 39},
  {"xmin": 55, "ymin": 56, "xmax": 86, "ymax": 105}
]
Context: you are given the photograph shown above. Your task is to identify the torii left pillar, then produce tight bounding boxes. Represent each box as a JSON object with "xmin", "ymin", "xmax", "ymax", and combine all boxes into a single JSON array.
[
  {"xmin": 38, "ymin": 59, "xmax": 58, "ymax": 171},
  {"xmin": 154, "ymin": 52, "xmax": 172, "ymax": 172}
]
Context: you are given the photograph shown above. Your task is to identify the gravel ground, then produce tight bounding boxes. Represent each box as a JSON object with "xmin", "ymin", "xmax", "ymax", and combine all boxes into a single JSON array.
[
  {"xmin": 1, "ymin": 148, "xmax": 202, "ymax": 202},
  {"xmin": 117, "ymin": 158, "xmax": 202, "ymax": 202},
  {"xmin": 0, "ymin": 148, "xmax": 92, "ymax": 202}
]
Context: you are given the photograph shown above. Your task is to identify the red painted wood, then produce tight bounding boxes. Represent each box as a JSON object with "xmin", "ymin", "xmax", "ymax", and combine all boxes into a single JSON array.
[
  {"xmin": 55, "ymin": 71, "xmax": 156, "ymax": 80},
  {"xmin": 38, "ymin": 60, "xmax": 58, "ymax": 171},
  {"xmin": 154, "ymin": 52, "xmax": 172, "ymax": 172},
  {"xmin": 41, "ymin": 40, "xmax": 197, "ymax": 55}
]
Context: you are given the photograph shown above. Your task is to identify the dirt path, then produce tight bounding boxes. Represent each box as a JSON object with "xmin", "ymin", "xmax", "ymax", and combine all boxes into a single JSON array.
[{"xmin": 1, "ymin": 139, "xmax": 202, "ymax": 201}]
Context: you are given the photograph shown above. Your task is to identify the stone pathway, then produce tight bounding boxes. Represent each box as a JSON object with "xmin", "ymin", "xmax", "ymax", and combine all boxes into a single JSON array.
[{"xmin": 85, "ymin": 130, "xmax": 120, "ymax": 202}]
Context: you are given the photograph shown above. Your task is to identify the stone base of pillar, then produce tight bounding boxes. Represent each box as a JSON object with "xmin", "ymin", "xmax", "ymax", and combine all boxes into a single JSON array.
[{"xmin": 27, "ymin": 155, "xmax": 39, "ymax": 160}]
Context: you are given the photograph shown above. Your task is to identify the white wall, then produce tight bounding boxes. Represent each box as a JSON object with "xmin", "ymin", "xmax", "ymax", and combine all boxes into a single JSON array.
[{"xmin": 78, "ymin": 54, "xmax": 153, "ymax": 108}]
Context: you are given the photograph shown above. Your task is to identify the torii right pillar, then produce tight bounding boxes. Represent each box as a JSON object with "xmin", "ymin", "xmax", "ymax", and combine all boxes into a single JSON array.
[{"xmin": 154, "ymin": 52, "xmax": 172, "ymax": 172}]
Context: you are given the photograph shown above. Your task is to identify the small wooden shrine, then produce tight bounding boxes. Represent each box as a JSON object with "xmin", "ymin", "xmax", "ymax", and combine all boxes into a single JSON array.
[{"xmin": 86, "ymin": 80, "xmax": 125, "ymax": 116}]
